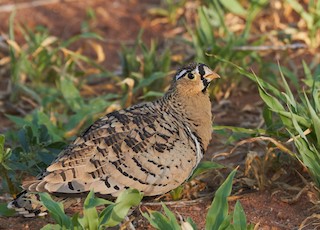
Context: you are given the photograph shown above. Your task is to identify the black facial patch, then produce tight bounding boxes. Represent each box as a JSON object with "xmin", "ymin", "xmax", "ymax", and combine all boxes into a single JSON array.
[
  {"xmin": 201, "ymin": 78, "xmax": 210, "ymax": 93},
  {"xmin": 198, "ymin": 64, "xmax": 206, "ymax": 77}
]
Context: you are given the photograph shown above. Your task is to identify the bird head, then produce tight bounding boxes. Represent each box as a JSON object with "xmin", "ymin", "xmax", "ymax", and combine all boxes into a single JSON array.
[{"xmin": 173, "ymin": 63, "xmax": 220, "ymax": 95}]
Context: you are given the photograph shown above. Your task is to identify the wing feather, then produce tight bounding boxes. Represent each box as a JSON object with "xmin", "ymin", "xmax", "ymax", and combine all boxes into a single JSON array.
[{"xmin": 29, "ymin": 103, "xmax": 200, "ymax": 196}]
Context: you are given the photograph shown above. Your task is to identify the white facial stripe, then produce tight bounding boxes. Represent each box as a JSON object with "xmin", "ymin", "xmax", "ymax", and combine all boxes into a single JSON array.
[
  {"xmin": 195, "ymin": 66, "xmax": 200, "ymax": 75},
  {"xmin": 175, "ymin": 69, "xmax": 187, "ymax": 80},
  {"xmin": 189, "ymin": 65, "xmax": 205, "ymax": 77},
  {"xmin": 203, "ymin": 65, "xmax": 211, "ymax": 75}
]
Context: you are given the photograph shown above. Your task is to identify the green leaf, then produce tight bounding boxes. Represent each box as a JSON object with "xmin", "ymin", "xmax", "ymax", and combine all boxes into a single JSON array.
[
  {"xmin": 80, "ymin": 190, "xmax": 100, "ymax": 230},
  {"xmin": 59, "ymin": 76, "xmax": 83, "ymax": 112},
  {"xmin": 206, "ymin": 168, "xmax": 237, "ymax": 230},
  {"xmin": 218, "ymin": 214, "xmax": 232, "ymax": 230},
  {"xmin": 41, "ymin": 224, "xmax": 63, "ymax": 230},
  {"xmin": 219, "ymin": 0, "xmax": 247, "ymax": 16},
  {"xmin": 188, "ymin": 161, "xmax": 224, "ymax": 181},
  {"xmin": 70, "ymin": 212, "xmax": 82, "ymax": 230},
  {"xmin": 103, "ymin": 189, "xmax": 143, "ymax": 227},
  {"xmin": 40, "ymin": 193, "xmax": 71, "ymax": 228},
  {"xmin": 99, "ymin": 204, "xmax": 116, "ymax": 226},
  {"xmin": 6, "ymin": 114, "xmax": 29, "ymax": 127},
  {"xmin": 0, "ymin": 203, "xmax": 16, "ymax": 217},
  {"xmin": 34, "ymin": 111, "xmax": 63, "ymax": 141},
  {"xmin": 134, "ymin": 72, "xmax": 167, "ymax": 92},
  {"xmin": 139, "ymin": 91, "xmax": 164, "ymax": 99},
  {"xmin": 186, "ymin": 217, "xmax": 197, "ymax": 230},
  {"xmin": 85, "ymin": 190, "xmax": 113, "ymax": 209},
  {"xmin": 233, "ymin": 201, "xmax": 247, "ymax": 230},
  {"xmin": 142, "ymin": 203, "xmax": 181, "ymax": 230},
  {"xmin": 163, "ymin": 203, "xmax": 182, "ymax": 229},
  {"xmin": 170, "ymin": 185, "xmax": 184, "ymax": 201}
]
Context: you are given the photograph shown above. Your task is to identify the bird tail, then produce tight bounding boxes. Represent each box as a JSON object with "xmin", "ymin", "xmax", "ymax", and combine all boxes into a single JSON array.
[{"xmin": 7, "ymin": 190, "xmax": 48, "ymax": 217}]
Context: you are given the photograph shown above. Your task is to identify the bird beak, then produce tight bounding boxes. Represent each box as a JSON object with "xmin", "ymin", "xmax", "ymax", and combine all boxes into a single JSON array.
[
  {"xmin": 200, "ymin": 65, "xmax": 220, "ymax": 93},
  {"xmin": 203, "ymin": 66, "xmax": 220, "ymax": 81}
]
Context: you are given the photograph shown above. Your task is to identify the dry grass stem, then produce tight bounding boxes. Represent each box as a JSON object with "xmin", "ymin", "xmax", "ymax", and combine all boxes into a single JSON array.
[
  {"xmin": 0, "ymin": 0, "xmax": 79, "ymax": 12},
  {"xmin": 299, "ymin": 213, "xmax": 320, "ymax": 230},
  {"xmin": 217, "ymin": 136, "xmax": 296, "ymax": 159},
  {"xmin": 287, "ymin": 128, "xmax": 312, "ymax": 143}
]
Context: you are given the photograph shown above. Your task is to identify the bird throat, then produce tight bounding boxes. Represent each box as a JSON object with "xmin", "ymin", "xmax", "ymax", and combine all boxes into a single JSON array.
[{"xmin": 201, "ymin": 78, "xmax": 210, "ymax": 93}]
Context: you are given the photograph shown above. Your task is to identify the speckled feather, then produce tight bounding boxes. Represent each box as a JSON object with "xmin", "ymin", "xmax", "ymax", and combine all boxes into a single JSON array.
[{"xmin": 8, "ymin": 63, "xmax": 220, "ymax": 217}]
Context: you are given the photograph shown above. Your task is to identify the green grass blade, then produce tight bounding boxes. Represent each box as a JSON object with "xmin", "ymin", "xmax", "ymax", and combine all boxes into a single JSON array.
[
  {"xmin": 288, "ymin": 106, "xmax": 308, "ymax": 142},
  {"xmin": 278, "ymin": 64, "xmax": 296, "ymax": 110},
  {"xmin": 212, "ymin": 55, "xmax": 283, "ymax": 99},
  {"xmin": 276, "ymin": 111, "xmax": 309, "ymax": 127},
  {"xmin": 302, "ymin": 61, "xmax": 314, "ymax": 88},
  {"xmin": 198, "ymin": 6, "xmax": 215, "ymax": 43},
  {"xmin": 285, "ymin": 0, "xmax": 313, "ymax": 29},
  {"xmin": 304, "ymin": 92, "xmax": 320, "ymax": 146},
  {"xmin": 213, "ymin": 125, "xmax": 267, "ymax": 135},
  {"xmin": 0, "ymin": 135, "xmax": 6, "ymax": 163},
  {"xmin": 255, "ymin": 79, "xmax": 284, "ymax": 112},
  {"xmin": 205, "ymin": 168, "xmax": 237, "ymax": 230},
  {"xmin": 292, "ymin": 136, "xmax": 320, "ymax": 187},
  {"xmin": 134, "ymin": 72, "xmax": 167, "ymax": 93}
]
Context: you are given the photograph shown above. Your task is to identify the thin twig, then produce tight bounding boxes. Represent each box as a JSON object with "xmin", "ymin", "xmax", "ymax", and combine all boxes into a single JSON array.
[
  {"xmin": 215, "ymin": 136, "xmax": 296, "ymax": 158},
  {"xmin": 299, "ymin": 213, "xmax": 320, "ymax": 230},
  {"xmin": 141, "ymin": 193, "xmax": 213, "ymax": 207},
  {"xmin": 232, "ymin": 43, "xmax": 307, "ymax": 51}
]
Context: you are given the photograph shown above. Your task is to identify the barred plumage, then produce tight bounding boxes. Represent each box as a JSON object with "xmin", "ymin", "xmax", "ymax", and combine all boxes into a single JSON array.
[{"xmin": 8, "ymin": 63, "xmax": 220, "ymax": 217}]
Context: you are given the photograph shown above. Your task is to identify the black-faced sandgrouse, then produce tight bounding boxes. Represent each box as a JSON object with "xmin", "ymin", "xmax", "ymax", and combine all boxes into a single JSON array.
[{"xmin": 8, "ymin": 63, "xmax": 220, "ymax": 217}]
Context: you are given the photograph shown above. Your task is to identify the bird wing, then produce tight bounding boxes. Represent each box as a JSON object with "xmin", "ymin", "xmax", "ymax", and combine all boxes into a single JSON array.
[{"xmin": 26, "ymin": 103, "xmax": 200, "ymax": 196}]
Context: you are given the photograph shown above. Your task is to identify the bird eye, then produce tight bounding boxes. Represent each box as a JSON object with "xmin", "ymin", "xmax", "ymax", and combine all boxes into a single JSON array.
[{"xmin": 187, "ymin": 72, "xmax": 194, "ymax": 79}]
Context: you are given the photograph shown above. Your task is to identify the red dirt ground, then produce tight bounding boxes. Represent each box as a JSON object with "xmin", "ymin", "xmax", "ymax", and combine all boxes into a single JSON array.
[{"xmin": 0, "ymin": 0, "xmax": 319, "ymax": 229}]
